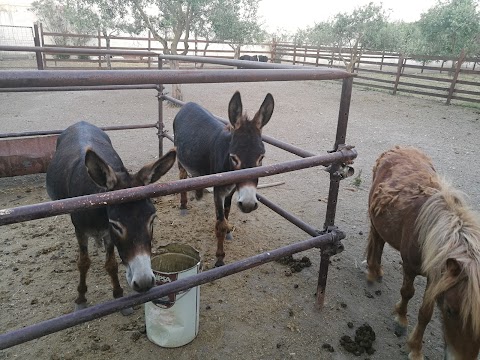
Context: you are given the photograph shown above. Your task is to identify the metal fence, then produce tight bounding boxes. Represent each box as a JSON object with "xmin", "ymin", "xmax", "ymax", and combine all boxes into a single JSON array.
[{"xmin": 0, "ymin": 51, "xmax": 357, "ymax": 349}]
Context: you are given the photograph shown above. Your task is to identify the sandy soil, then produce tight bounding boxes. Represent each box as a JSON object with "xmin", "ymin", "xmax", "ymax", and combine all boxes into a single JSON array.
[{"xmin": 1, "ymin": 80, "xmax": 480, "ymax": 360}]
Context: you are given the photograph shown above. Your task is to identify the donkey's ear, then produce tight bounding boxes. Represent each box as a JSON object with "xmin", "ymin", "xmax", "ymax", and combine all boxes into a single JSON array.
[
  {"xmin": 85, "ymin": 149, "xmax": 118, "ymax": 190},
  {"xmin": 446, "ymin": 258, "xmax": 462, "ymax": 278},
  {"xmin": 253, "ymin": 93, "xmax": 274, "ymax": 129},
  {"xmin": 228, "ymin": 91, "xmax": 243, "ymax": 128},
  {"xmin": 137, "ymin": 148, "xmax": 176, "ymax": 185}
]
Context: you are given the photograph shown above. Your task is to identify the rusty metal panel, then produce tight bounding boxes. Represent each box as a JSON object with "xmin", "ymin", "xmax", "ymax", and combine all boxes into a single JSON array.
[{"xmin": 0, "ymin": 135, "xmax": 58, "ymax": 177}]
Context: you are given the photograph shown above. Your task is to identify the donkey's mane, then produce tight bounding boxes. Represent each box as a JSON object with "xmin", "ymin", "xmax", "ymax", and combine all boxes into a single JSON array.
[{"xmin": 416, "ymin": 178, "xmax": 480, "ymax": 336}]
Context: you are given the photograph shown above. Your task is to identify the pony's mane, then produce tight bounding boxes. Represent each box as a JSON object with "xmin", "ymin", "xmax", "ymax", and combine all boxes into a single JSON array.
[{"xmin": 416, "ymin": 178, "xmax": 480, "ymax": 336}]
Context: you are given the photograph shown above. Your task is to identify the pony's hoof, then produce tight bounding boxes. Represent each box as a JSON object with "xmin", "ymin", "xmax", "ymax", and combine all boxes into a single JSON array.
[
  {"xmin": 180, "ymin": 208, "xmax": 188, "ymax": 216},
  {"xmin": 215, "ymin": 260, "xmax": 225, "ymax": 267},
  {"xmin": 74, "ymin": 302, "xmax": 87, "ymax": 311},
  {"xmin": 394, "ymin": 322, "xmax": 407, "ymax": 337},
  {"xmin": 226, "ymin": 232, "xmax": 233, "ymax": 241},
  {"xmin": 121, "ymin": 307, "xmax": 134, "ymax": 316}
]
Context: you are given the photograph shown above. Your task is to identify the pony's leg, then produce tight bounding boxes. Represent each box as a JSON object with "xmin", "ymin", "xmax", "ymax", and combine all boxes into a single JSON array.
[
  {"xmin": 394, "ymin": 269, "xmax": 416, "ymax": 335},
  {"xmin": 214, "ymin": 188, "xmax": 228, "ymax": 267},
  {"xmin": 224, "ymin": 193, "xmax": 234, "ymax": 241},
  {"xmin": 178, "ymin": 162, "xmax": 188, "ymax": 215},
  {"xmin": 407, "ymin": 280, "xmax": 434, "ymax": 360},
  {"xmin": 365, "ymin": 222, "xmax": 385, "ymax": 282},
  {"xmin": 104, "ymin": 235, "xmax": 133, "ymax": 316},
  {"xmin": 74, "ymin": 228, "xmax": 91, "ymax": 311}
]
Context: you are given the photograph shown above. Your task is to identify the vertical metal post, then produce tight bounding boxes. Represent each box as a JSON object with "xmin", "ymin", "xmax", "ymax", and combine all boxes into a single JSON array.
[
  {"xmin": 293, "ymin": 40, "xmax": 297, "ymax": 65},
  {"xmin": 316, "ymin": 77, "xmax": 353, "ymax": 309},
  {"xmin": 97, "ymin": 30, "xmax": 102, "ymax": 68},
  {"xmin": 33, "ymin": 23, "xmax": 44, "ymax": 70},
  {"xmin": 147, "ymin": 31, "xmax": 151, "ymax": 69},
  {"xmin": 39, "ymin": 23, "xmax": 46, "ymax": 69},
  {"xmin": 316, "ymin": 251, "xmax": 330, "ymax": 310},
  {"xmin": 157, "ymin": 55, "xmax": 164, "ymax": 158}
]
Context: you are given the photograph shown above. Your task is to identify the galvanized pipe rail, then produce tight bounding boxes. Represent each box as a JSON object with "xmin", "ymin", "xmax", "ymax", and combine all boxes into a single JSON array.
[
  {"xmin": 0, "ymin": 84, "xmax": 158, "ymax": 93},
  {"xmin": 0, "ymin": 123, "xmax": 157, "ymax": 139},
  {"xmin": 0, "ymin": 148, "xmax": 357, "ymax": 226},
  {"xmin": 0, "ymin": 68, "xmax": 353, "ymax": 88},
  {"xmin": 0, "ymin": 230, "xmax": 344, "ymax": 350}
]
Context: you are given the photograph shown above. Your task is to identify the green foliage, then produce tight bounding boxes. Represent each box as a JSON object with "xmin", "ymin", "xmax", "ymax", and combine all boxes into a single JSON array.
[
  {"xmin": 417, "ymin": 0, "xmax": 480, "ymax": 56},
  {"xmin": 210, "ymin": 0, "xmax": 266, "ymax": 48},
  {"xmin": 304, "ymin": 22, "xmax": 334, "ymax": 47},
  {"xmin": 30, "ymin": 0, "xmax": 95, "ymax": 46},
  {"xmin": 331, "ymin": 2, "xmax": 388, "ymax": 49}
]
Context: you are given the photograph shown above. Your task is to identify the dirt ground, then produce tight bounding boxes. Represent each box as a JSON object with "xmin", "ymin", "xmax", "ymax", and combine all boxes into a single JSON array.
[{"xmin": 1, "ymin": 80, "xmax": 480, "ymax": 360}]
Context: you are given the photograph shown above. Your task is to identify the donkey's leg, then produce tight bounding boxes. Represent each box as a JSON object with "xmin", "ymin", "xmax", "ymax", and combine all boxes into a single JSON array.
[
  {"xmin": 214, "ymin": 188, "xmax": 228, "ymax": 267},
  {"xmin": 407, "ymin": 280, "xmax": 433, "ymax": 360},
  {"xmin": 365, "ymin": 222, "xmax": 385, "ymax": 282},
  {"xmin": 103, "ymin": 236, "xmax": 133, "ymax": 315},
  {"xmin": 74, "ymin": 228, "xmax": 91, "ymax": 311},
  {"xmin": 224, "ymin": 193, "xmax": 234, "ymax": 241},
  {"xmin": 394, "ymin": 269, "xmax": 416, "ymax": 336},
  {"xmin": 178, "ymin": 162, "xmax": 188, "ymax": 215}
]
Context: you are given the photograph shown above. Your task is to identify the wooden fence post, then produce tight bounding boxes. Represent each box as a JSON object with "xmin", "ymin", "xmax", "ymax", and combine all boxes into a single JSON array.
[
  {"xmin": 440, "ymin": 60, "xmax": 445, "ymax": 74},
  {"xmin": 392, "ymin": 54, "xmax": 404, "ymax": 95},
  {"xmin": 271, "ymin": 38, "xmax": 277, "ymax": 63},
  {"xmin": 303, "ymin": 43, "xmax": 307, "ymax": 65},
  {"xmin": 380, "ymin": 50, "xmax": 385, "ymax": 71},
  {"xmin": 315, "ymin": 45, "xmax": 320, "ymax": 67},
  {"xmin": 446, "ymin": 49, "xmax": 466, "ymax": 105},
  {"xmin": 97, "ymin": 30, "xmax": 102, "ymax": 68}
]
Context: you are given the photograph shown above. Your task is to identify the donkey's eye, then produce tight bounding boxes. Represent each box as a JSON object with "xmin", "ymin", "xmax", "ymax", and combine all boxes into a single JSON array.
[
  {"xmin": 230, "ymin": 154, "xmax": 240, "ymax": 168},
  {"xmin": 257, "ymin": 155, "xmax": 265, "ymax": 166},
  {"xmin": 109, "ymin": 221, "xmax": 125, "ymax": 237},
  {"xmin": 149, "ymin": 215, "xmax": 157, "ymax": 234}
]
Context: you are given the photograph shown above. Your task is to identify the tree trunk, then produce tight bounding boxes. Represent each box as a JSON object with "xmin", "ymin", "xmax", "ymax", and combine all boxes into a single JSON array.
[{"xmin": 169, "ymin": 59, "xmax": 183, "ymax": 105}]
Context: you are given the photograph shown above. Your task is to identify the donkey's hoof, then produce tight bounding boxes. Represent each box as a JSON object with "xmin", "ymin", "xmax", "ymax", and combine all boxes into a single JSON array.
[
  {"xmin": 226, "ymin": 232, "xmax": 233, "ymax": 241},
  {"xmin": 75, "ymin": 302, "xmax": 87, "ymax": 311},
  {"xmin": 121, "ymin": 307, "xmax": 134, "ymax": 316},
  {"xmin": 180, "ymin": 208, "xmax": 188, "ymax": 216},
  {"xmin": 215, "ymin": 260, "xmax": 225, "ymax": 267},
  {"xmin": 394, "ymin": 322, "xmax": 407, "ymax": 337}
]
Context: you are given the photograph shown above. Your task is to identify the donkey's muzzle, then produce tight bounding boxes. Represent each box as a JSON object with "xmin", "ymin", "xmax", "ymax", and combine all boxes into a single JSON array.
[
  {"xmin": 237, "ymin": 184, "xmax": 258, "ymax": 213},
  {"xmin": 126, "ymin": 254, "xmax": 155, "ymax": 292}
]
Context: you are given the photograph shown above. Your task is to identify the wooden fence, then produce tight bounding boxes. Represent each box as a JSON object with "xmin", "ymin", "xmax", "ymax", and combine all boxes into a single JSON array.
[
  {"xmin": 2, "ymin": 24, "xmax": 479, "ymax": 106},
  {"xmin": 274, "ymin": 42, "xmax": 480, "ymax": 106}
]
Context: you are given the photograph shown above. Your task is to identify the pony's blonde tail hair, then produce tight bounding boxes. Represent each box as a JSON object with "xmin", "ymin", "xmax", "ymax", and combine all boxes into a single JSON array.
[{"xmin": 416, "ymin": 179, "xmax": 480, "ymax": 336}]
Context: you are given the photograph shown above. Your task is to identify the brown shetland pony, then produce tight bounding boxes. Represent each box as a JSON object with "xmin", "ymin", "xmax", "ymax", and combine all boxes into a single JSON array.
[{"xmin": 366, "ymin": 146, "xmax": 480, "ymax": 360}]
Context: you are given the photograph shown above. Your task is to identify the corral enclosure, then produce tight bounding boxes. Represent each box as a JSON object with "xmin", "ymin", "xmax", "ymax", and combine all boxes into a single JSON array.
[{"xmin": 1, "ymin": 72, "xmax": 480, "ymax": 359}]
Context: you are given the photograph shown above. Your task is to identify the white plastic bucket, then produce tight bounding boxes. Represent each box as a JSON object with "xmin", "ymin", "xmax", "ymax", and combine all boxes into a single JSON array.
[{"xmin": 144, "ymin": 243, "xmax": 201, "ymax": 348}]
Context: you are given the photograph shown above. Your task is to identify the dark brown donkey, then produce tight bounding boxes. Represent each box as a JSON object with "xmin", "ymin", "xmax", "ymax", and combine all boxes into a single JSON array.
[
  {"xmin": 173, "ymin": 91, "xmax": 274, "ymax": 267},
  {"xmin": 46, "ymin": 121, "xmax": 176, "ymax": 312}
]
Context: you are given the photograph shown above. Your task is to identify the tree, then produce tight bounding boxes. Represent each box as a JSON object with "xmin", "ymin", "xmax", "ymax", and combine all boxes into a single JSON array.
[
  {"xmin": 77, "ymin": 0, "xmax": 132, "ymax": 68},
  {"xmin": 417, "ymin": 0, "xmax": 480, "ymax": 57},
  {"xmin": 30, "ymin": 0, "xmax": 95, "ymax": 55},
  {"xmin": 209, "ymin": 0, "xmax": 266, "ymax": 58},
  {"xmin": 330, "ymin": 2, "xmax": 388, "ymax": 72}
]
